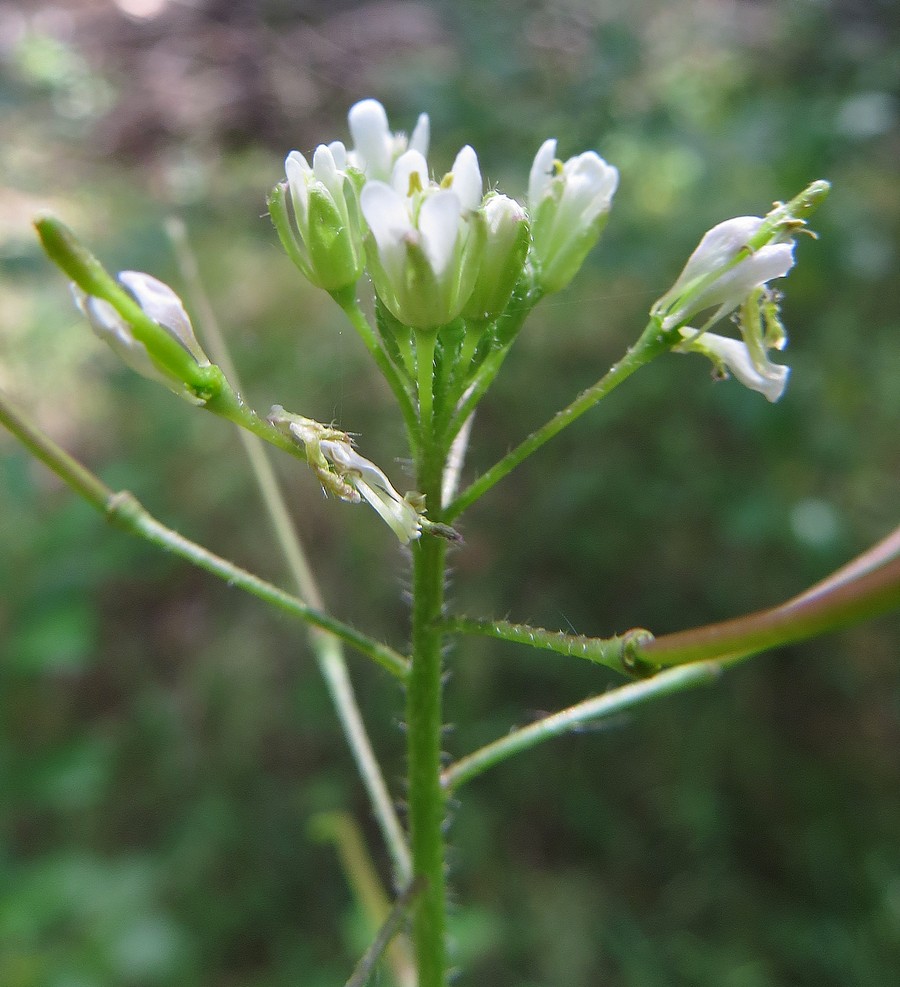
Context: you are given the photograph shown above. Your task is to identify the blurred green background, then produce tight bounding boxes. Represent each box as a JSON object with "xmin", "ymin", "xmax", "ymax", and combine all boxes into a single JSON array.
[{"xmin": 1, "ymin": 1, "xmax": 898, "ymax": 984}]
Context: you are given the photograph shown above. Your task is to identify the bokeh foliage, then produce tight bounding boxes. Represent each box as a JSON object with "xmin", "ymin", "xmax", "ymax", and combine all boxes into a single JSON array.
[{"xmin": 1, "ymin": 1, "xmax": 898, "ymax": 984}]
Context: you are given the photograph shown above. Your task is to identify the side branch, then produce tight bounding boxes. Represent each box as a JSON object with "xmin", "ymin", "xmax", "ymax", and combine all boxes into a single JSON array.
[
  {"xmin": 441, "ymin": 661, "xmax": 725, "ymax": 791},
  {"xmin": 0, "ymin": 390, "xmax": 410, "ymax": 679},
  {"xmin": 445, "ymin": 318, "xmax": 674, "ymax": 520}
]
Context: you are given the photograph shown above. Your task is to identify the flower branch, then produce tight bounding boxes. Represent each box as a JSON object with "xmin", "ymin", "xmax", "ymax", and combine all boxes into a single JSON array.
[{"xmin": 441, "ymin": 661, "xmax": 726, "ymax": 791}]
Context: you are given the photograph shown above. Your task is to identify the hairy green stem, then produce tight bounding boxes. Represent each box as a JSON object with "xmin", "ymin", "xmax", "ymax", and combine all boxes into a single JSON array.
[
  {"xmin": 415, "ymin": 330, "xmax": 437, "ymax": 433},
  {"xmin": 168, "ymin": 218, "xmax": 412, "ymax": 884},
  {"xmin": 444, "ymin": 617, "xmax": 654, "ymax": 677},
  {"xmin": 407, "ymin": 440, "xmax": 450, "ymax": 986},
  {"xmin": 445, "ymin": 318, "xmax": 672, "ymax": 520}
]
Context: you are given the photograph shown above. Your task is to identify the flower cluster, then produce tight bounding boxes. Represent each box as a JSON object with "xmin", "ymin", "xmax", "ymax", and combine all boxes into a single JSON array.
[{"xmin": 273, "ymin": 98, "xmax": 620, "ymax": 328}]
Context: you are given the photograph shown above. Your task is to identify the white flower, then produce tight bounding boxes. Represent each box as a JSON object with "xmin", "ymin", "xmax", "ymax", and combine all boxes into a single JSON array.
[
  {"xmin": 360, "ymin": 146, "xmax": 486, "ymax": 329},
  {"xmin": 317, "ymin": 437, "xmax": 423, "ymax": 544},
  {"xmin": 652, "ymin": 216, "xmax": 795, "ymax": 331},
  {"xmin": 527, "ymin": 138, "xmax": 619, "ymax": 293},
  {"xmin": 280, "ymin": 141, "xmax": 365, "ymax": 291},
  {"xmin": 74, "ymin": 271, "xmax": 209, "ymax": 401},
  {"xmin": 347, "ymin": 98, "xmax": 430, "ymax": 182},
  {"xmin": 677, "ymin": 327, "xmax": 790, "ymax": 403}
]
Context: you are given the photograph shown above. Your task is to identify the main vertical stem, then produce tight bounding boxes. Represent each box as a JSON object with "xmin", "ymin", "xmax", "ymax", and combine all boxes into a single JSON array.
[{"xmin": 407, "ymin": 439, "xmax": 449, "ymax": 986}]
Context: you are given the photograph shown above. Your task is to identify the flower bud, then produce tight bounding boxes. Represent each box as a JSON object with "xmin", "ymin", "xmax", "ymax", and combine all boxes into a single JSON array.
[
  {"xmin": 463, "ymin": 194, "xmax": 530, "ymax": 322},
  {"xmin": 74, "ymin": 271, "xmax": 210, "ymax": 402},
  {"xmin": 275, "ymin": 142, "xmax": 366, "ymax": 292},
  {"xmin": 527, "ymin": 138, "xmax": 619, "ymax": 294}
]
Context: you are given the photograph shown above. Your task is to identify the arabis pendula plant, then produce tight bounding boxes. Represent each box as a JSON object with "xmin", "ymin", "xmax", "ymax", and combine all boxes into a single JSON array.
[{"xmin": 16, "ymin": 97, "xmax": 859, "ymax": 987}]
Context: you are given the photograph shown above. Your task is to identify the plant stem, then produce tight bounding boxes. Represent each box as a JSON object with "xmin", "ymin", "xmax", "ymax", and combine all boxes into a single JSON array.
[
  {"xmin": 415, "ymin": 330, "xmax": 437, "ymax": 432},
  {"xmin": 168, "ymin": 219, "xmax": 412, "ymax": 884},
  {"xmin": 445, "ymin": 318, "xmax": 672, "ymax": 520},
  {"xmin": 407, "ymin": 439, "xmax": 449, "ymax": 985},
  {"xmin": 441, "ymin": 661, "xmax": 726, "ymax": 791}
]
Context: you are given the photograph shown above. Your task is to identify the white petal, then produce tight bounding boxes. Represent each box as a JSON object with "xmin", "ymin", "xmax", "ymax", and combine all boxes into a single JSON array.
[
  {"xmin": 360, "ymin": 181, "xmax": 413, "ymax": 281},
  {"xmin": 391, "ymin": 149, "xmax": 429, "ymax": 198},
  {"xmin": 82, "ymin": 294, "xmax": 171, "ymax": 386},
  {"xmin": 285, "ymin": 152, "xmax": 312, "ymax": 223},
  {"xmin": 686, "ymin": 330, "xmax": 790, "ymax": 402},
  {"xmin": 327, "ymin": 140, "xmax": 347, "ymax": 170},
  {"xmin": 528, "ymin": 138, "xmax": 557, "ymax": 208},
  {"xmin": 565, "ymin": 152, "xmax": 618, "ymax": 215},
  {"xmin": 677, "ymin": 217, "xmax": 765, "ymax": 286},
  {"xmin": 409, "ymin": 112, "xmax": 430, "ymax": 158},
  {"xmin": 348, "ymin": 98, "xmax": 393, "ymax": 179},
  {"xmin": 118, "ymin": 271, "xmax": 206, "ymax": 363},
  {"xmin": 312, "ymin": 143, "xmax": 343, "ymax": 201},
  {"xmin": 449, "ymin": 145, "xmax": 483, "ymax": 212},
  {"xmin": 418, "ymin": 190, "xmax": 463, "ymax": 278}
]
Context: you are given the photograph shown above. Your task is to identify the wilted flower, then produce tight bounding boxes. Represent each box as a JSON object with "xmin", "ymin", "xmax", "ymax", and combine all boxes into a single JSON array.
[
  {"xmin": 360, "ymin": 145, "xmax": 486, "ymax": 329},
  {"xmin": 318, "ymin": 438, "xmax": 423, "ymax": 544},
  {"xmin": 527, "ymin": 138, "xmax": 619, "ymax": 294},
  {"xmin": 74, "ymin": 271, "xmax": 210, "ymax": 402}
]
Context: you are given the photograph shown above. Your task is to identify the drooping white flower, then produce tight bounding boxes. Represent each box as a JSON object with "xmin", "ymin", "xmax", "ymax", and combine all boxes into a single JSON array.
[
  {"xmin": 347, "ymin": 98, "xmax": 430, "ymax": 182},
  {"xmin": 278, "ymin": 141, "xmax": 365, "ymax": 291},
  {"xmin": 318, "ymin": 438, "xmax": 423, "ymax": 544},
  {"xmin": 652, "ymin": 216, "xmax": 795, "ymax": 332},
  {"xmin": 74, "ymin": 271, "xmax": 209, "ymax": 401},
  {"xmin": 527, "ymin": 138, "xmax": 619, "ymax": 294},
  {"xmin": 360, "ymin": 146, "xmax": 486, "ymax": 329}
]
